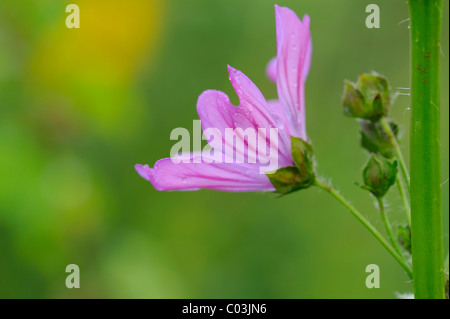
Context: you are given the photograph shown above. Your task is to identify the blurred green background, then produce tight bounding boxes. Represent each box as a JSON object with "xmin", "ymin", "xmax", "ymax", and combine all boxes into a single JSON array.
[{"xmin": 0, "ymin": 0, "xmax": 448, "ymax": 298}]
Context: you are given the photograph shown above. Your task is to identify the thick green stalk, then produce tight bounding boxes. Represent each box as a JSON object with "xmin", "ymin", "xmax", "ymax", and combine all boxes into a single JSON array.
[
  {"xmin": 409, "ymin": 0, "xmax": 445, "ymax": 299},
  {"xmin": 314, "ymin": 179, "xmax": 413, "ymax": 278}
]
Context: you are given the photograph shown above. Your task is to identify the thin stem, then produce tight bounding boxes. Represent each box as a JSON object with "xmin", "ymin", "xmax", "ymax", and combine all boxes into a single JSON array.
[
  {"xmin": 314, "ymin": 179, "xmax": 413, "ymax": 278},
  {"xmin": 409, "ymin": 0, "xmax": 445, "ymax": 299},
  {"xmin": 396, "ymin": 176, "xmax": 411, "ymax": 225},
  {"xmin": 380, "ymin": 117, "xmax": 410, "ymax": 192},
  {"xmin": 377, "ymin": 197, "xmax": 403, "ymax": 256}
]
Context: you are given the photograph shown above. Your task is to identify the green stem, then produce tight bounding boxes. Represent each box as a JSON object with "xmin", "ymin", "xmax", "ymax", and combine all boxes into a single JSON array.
[
  {"xmin": 377, "ymin": 197, "xmax": 403, "ymax": 256},
  {"xmin": 445, "ymin": 254, "xmax": 449, "ymax": 275},
  {"xmin": 396, "ymin": 176, "xmax": 411, "ymax": 225},
  {"xmin": 314, "ymin": 179, "xmax": 413, "ymax": 278},
  {"xmin": 409, "ymin": 0, "xmax": 445, "ymax": 299},
  {"xmin": 380, "ymin": 117, "xmax": 410, "ymax": 192},
  {"xmin": 379, "ymin": 118, "xmax": 411, "ymax": 223}
]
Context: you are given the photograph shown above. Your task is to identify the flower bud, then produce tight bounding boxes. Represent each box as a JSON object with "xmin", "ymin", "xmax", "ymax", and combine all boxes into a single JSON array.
[
  {"xmin": 397, "ymin": 224, "xmax": 412, "ymax": 254},
  {"xmin": 267, "ymin": 166, "xmax": 312, "ymax": 194},
  {"xmin": 362, "ymin": 154, "xmax": 397, "ymax": 198},
  {"xmin": 359, "ymin": 119, "xmax": 399, "ymax": 158},
  {"xmin": 267, "ymin": 137, "xmax": 315, "ymax": 194},
  {"xmin": 343, "ymin": 72, "xmax": 390, "ymax": 121}
]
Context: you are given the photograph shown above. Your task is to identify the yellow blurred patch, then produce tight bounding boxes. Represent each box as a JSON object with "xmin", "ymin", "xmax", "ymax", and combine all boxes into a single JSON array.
[{"xmin": 28, "ymin": 0, "xmax": 164, "ymax": 135}]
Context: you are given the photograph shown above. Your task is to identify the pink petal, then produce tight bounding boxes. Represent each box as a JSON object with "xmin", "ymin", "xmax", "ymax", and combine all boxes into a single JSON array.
[
  {"xmin": 266, "ymin": 99, "xmax": 287, "ymax": 129},
  {"xmin": 135, "ymin": 164, "xmax": 153, "ymax": 181},
  {"xmin": 136, "ymin": 157, "xmax": 275, "ymax": 192},
  {"xmin": 275, "ymin": 5, "xmax": 311, "ymax": 140},
  {"xmin": 265, "ymin": 56, "xmax": 277, "ymax": 83},
  {"xmin": 196, "ymin": 65, "xmax": 292, "ymax": 167}
]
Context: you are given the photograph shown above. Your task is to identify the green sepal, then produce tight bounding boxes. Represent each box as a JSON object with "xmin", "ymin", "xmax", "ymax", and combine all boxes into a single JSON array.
[
  {"xmin": 291, "ymin": 136, "xmax": 315, "ymax": 176},
  {"xmin": 266, "ymin": 137, "xmax": 316, "ymax": 194},
  {"xmin": 343, "ymin": 80, "xmax": 368, "ymax": 119},
  {"xmin": 358, "ymin": 72, "xmax": 390, "ymax": 110}
]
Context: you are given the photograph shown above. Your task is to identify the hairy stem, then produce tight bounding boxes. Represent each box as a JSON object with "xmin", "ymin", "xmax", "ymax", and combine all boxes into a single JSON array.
[
  {"xmin": 377, "ymin": 197, "xmax": 403, "ymax": 256},
  {"xmin": 314, "ymin": 179, "xmax": 413, "ymax": 278},
  {"xmin": 396, "ymin": 176, "xmax": 411, "ymax": 225},
  {"xmin": 409, "ymin": 0, "xmax": 445, "ymax": 299},
  {"xmin": 380, "ymin": 117, "xmax": 410, "ymax": 192}
]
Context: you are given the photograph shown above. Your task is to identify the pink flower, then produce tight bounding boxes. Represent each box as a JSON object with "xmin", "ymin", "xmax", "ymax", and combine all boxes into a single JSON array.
[{"xmin": 135, "ymin": 5, "xmax": 312, "ymax": 192}]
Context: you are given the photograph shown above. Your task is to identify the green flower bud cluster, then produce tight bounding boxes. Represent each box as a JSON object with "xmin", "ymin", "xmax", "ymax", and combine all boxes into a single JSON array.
[
  {"xmin": 343, "ymin": 72, "xmax": 401, "ymax": 159},
  {"xmin": 343, "ymin": 72, "xmax": 401, "ymax": 199},
  {"xmin": 344, "ymin": 72, "xmax": 414, "ymax": 260}
]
